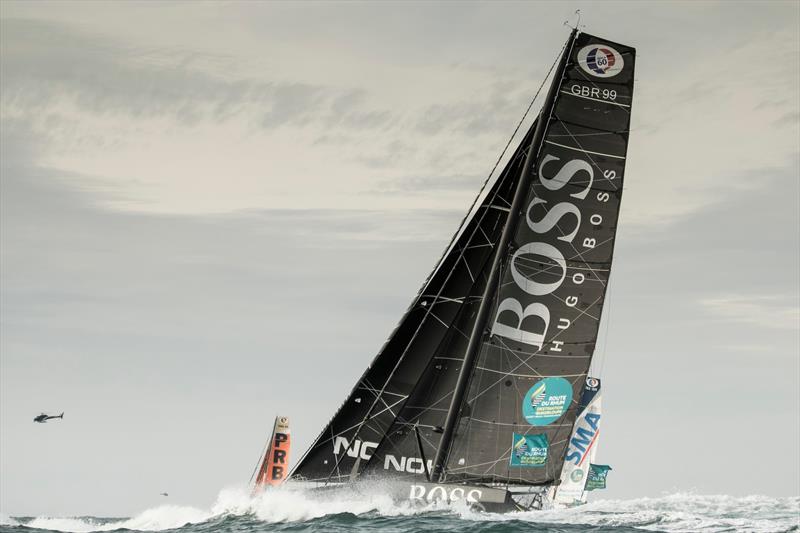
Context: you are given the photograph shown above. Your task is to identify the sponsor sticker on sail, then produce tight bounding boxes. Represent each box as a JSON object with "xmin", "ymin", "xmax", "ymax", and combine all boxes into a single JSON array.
[
  {"xmin": 522, "ymin": 377, "xmax": 572, "ymax": 426},
  {"xmin": 577, "ymin": 45, "xmax": 624, "ymax": 78},
  {"xmin": 509, "ymin": 433, "xmax": 548, "ymax": 467}
]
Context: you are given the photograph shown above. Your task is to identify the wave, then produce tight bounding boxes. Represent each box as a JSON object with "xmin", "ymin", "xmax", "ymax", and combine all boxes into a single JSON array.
[
  {"xmin": 13, "ymin": 505, "xmax": 210, "ymax": 533},
  {"xmin": 469, "ymin": 493, "xmax": 800, "ymax": 532},
  {"xmin": 0, "ymin": 514, "xmax": 20, "ymax": 527},
  {"xmin": 3, "ymin": 484, "xmax": 442, "ymax": 532},
  {"xmin": 4, "ymin": 488, "xmax": 798, "ymax": 533}
]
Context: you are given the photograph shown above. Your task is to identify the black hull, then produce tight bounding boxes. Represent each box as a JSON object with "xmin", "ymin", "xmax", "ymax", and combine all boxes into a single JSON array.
[{"xmin": 301, "ymin": 480, "xmax": 544, "ymax": 513}]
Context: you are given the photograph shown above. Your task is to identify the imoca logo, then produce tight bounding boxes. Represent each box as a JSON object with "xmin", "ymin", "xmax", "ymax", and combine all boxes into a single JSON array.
[{"xmin": 577, "ymin": 45, "xmax": 624, "ymax": 78}]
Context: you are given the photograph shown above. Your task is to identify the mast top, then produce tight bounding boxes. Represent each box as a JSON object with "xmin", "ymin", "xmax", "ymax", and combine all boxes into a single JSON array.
[{"xmin": 563, "ymin": 9, "xmax": 585, "ymax": 32}]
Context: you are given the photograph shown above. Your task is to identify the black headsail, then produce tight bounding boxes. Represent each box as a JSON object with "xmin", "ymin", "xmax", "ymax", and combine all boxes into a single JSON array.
[
  {"xmin": 360, "ymin": 125, "xmax": 537, "ymax": 480},
  {"xmin": 289, "ymin": 118, "xmax": 538, "ymax": 483},
  {"xmin": 437, "ymin": 31, "xmax": 636, "ymax": 486}
]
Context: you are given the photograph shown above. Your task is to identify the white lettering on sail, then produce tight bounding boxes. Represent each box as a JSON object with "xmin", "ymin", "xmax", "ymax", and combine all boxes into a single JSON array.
[
  {"xmin": 490, "ymin": 153, "xmax": 609, "ymax": 349},
  {"xmin": 333, "ymin": 437, "xmax": 436, "ymax": 474},
  {"xmin": 510, "ymin": 242, "xmax": 567, "ymax": 296},
  {"xmin": 333, "ymin": 436, "xmax": 375, "ymax": 460},
  {"xmin": 491, "ymin": 298, "xmax": 551, "ymax": 349},
  {"xmin": 384, "ymin": 454, "xmax": 403, "ymax": 471},
  {"xmin": 360, "ymin": 441, "xmax": 377, "ymax": 460},
  {"xmin": 538, "ymin": 154, "xmax": 594, "ymax": 199},
  {"xmin": 525, "ymin": 198, "xmax": 581, "ymax": 243}
]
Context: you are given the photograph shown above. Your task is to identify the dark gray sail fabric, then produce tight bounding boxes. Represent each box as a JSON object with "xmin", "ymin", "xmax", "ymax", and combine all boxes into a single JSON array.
[
  {"xmin": 289, "ymin": 122, "xmax": 536, "ymax": 483},
  {"xmin": 441, "ymin": 32, "xmax": 636, "ymax": 485},
  {"xmin": 359, "ymin": 125, "xmax": 537, "ymax": 481}
]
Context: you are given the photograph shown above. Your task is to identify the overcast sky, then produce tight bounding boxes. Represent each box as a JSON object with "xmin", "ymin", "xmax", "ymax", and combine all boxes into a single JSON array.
[{"xmin": 1, "ymin": 0, "xmax": 798, "ymax": 518}]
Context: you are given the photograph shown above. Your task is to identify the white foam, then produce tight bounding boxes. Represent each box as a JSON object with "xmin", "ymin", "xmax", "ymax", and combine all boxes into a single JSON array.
[
  {"xmin": 8, "ymin": 489, "xmax": 799, "ymax": 532},
  {"xmin": 212, "ymin": 483, "xmax": 443, "ymax": 523},
  {"xmin": 456, "ymin": 492, "xmax": 800, "ymax": 533},
  {"xmin": 0, "ymin": 512, "xmax": 20, "ymax": 526},
  {"xmin": 23, "ymin": 504, "xmax": 209, "ymax": 532}
]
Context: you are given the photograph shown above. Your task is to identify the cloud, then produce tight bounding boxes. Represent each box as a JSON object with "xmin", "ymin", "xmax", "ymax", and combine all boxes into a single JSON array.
[
  {"xmin": 0, "ymin": 18, "xmax": 394, "ymax": 132},
  {"xmin": 700, "ymin": 295, "xmax": 799, "ymax": 331},
  {"xmin": 774, "ymin": 111, "xmax": 800, "ymax": 128},
  {"xmin": 4, "ymin": 6, "xmax": 797, "ymax": 224},
  {"xmin": 370, "ymin": 173, "xmax": 487, "ymax": 194}
]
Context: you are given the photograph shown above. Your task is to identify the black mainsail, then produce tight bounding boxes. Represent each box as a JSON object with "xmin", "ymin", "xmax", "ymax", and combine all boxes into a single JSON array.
[
  {"xmin": 440, "ymin": 30, "xmax": 635, "ymax": 486},
  {"xmin": 289, "ymin": 28, "xmax": 635, "ymax": 507}
]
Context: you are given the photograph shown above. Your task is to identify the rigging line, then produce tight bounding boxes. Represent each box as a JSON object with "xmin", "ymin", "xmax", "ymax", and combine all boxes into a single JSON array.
[
  {"xmin": 549, "ymin": 120, "xmax": 622, "ymax": 191},
  {"xmin": 393, "ymin": 388, "xmax": 455, "ymax": 421},
  {"xmin": 478, "ymin": 225, "xmax": 496, "ymax": 247},
  {"xmin": 476, "ymin": 366, "xmax": 585, "ymax": 379},
  {"xmin": 545, "ymin": 139, "xmax": 626, "ymax": 160},
  {"xmin": 356, "ymin": 386, "xmax": 406, "ymax": 398},
  {"xmin": 310, "ymin": 32, "xmax": 575, "ymax": 484},
  {"xmin": 293, "ymin": 168, "xmax": 517, "ymax": 478},
  {"xmin": 311, "ymin": 394, "xmax": 409, "ymax": 450},
  {"xmin": 549, "ymin": 130, "xmax": 631, "ymax": 137},
  {"xmin": 248, "ymin": 428, "xmax": 272, "ymax": 484},
  {"xmin": 358, "ymin": 235, "xmax": 511, "ymax": 464},
  {"xmin": 493, "ymin": 336, "xmax": 544, "ymax": 377},
  {"xmin": 598, "ymin": 274, "xmax": 613, "ymax": 378},
  {"xmin": 552, "ymin": 115, "xmax": 630, "ymax": 137},
  {"xmin": 462, "ymin": 254, "xmax": 476, "ymax": 283},
  {"xmin": 466, "ymin": 292, "xmax": 606, "ymax": 405},
  {"xmin": 422, "ymin": 33, "xmax": 567, "ymax": 290},
  {"xmin": 570, "ymin": 60, "xmax": 634, "ymax": 117},
  {"xmin": 364, "ymin": 379, "xmax": 403, "ymax": 417},
  {"xmin": 321, "ymin": 219, "xmax": 503, "ymax": 481},
  {"xmin": 498, "ymin": 233, "xmax": 617, "ymax": 285},
  {"xmin": 536, "ymin": 204, "xmax": 610, "ymax": 290},
  {"xmin": 510, "ymin": 255, "xmax": 611, "ymax": 272},
  {"xmin": 300, "ymin": 136, "xmax": 517, "ymax": 480},
  {"xmin": 550, "ymin": 117, "xmax": 626, "ymax": 189}
]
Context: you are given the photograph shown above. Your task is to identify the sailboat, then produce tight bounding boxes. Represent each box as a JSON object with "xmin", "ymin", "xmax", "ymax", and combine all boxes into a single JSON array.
[
  {"xmin": 251, "ymin": 416, "xmax": 292, "ymax": 492},
  {"xmin": 285, "ymin": 25, "xmax": 635, "ymax": 512}
]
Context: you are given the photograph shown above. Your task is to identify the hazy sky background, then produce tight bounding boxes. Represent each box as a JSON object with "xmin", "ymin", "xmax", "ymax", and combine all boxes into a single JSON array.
[{"xmin": 1, "ymin": 0, "xmax": 798, "ymax": 517}]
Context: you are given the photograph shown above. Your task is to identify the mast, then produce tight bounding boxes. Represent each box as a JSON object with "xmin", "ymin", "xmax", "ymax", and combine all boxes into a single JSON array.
[{"xmin": 431, "ymin": 28, "xmax": 578, "ymax": 482}]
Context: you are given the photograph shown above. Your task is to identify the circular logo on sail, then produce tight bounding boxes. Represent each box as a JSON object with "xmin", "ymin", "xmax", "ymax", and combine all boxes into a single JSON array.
[
  {"xmin": 570, "ymin": 469, "xmax": 585, "ymax": 483},
  {"xmin": 577, "ymin": 45, "xmax": 624, "ymax": 78},
  {"xmin": 522, "ymin": 377, "xmax": 573, "ymax": 426}
]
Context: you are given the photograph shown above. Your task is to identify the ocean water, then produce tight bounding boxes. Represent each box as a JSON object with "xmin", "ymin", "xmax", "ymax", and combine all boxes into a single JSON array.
[{"xmin": 1, "ymin": 488, "xmax": 798, "ymax": 533}]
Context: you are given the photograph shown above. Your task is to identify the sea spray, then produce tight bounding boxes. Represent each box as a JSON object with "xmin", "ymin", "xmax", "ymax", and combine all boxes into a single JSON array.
[{"xmin": 2, "ymin": 492, "xmax": 798, "ymax": 533}]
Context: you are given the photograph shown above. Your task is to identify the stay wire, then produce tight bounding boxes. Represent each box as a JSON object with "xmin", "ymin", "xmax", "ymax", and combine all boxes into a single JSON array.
[
  {"xmin": 427, "ymin": 38, "xmax": 569, "ymax": 277},
  {"xmin": 435, "ymin": 36, "xmax": 572, "ymax": 484}
]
